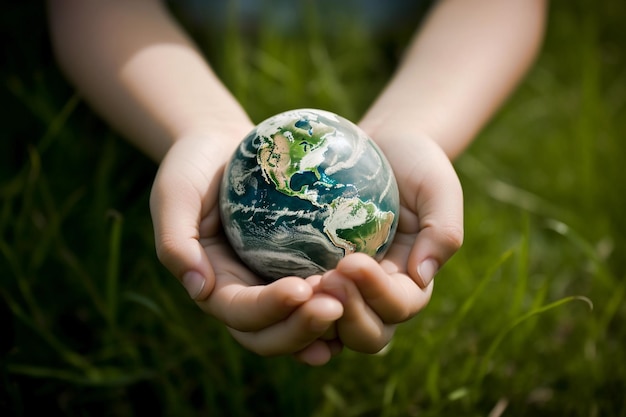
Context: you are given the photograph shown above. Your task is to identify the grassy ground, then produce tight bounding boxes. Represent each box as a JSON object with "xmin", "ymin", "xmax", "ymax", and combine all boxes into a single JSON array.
[{"xmin": 2, "ymin": 1, "xmax": 625, "ymax": 416}]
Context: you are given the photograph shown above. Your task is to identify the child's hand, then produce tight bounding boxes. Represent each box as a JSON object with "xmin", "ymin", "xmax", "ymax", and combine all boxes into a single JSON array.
[
  {"xmin": 319, "ymin": 134, "xmax": 464, "ymax": 353},
  {"xmin": 150, "ymin": 135, "xmax": 344, "ymax": 365}
]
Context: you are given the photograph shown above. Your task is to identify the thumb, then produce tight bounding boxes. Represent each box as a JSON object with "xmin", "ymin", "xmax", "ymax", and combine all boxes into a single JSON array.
[
  {"xmin": 406, "ymin": 150, "xmax": 464, "ymax": 288},
  {"xmin": 149, "ymin": 155, "xmax": 216, "ymax": 301},
  {"xmin": 410, "ymin": 219, "xmax": 464, "ymax": 288}
]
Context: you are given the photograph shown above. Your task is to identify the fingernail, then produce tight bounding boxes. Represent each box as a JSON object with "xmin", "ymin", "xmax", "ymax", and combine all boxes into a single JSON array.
[
  {"xmin": 417, "ymin": 259, "xmax": 439, "ymax": 287},
  {"xmin": 182, "ymin": 271, "xmax": 205, "ymax": 300},
  {"xmin": 323, "ymin": 285, "xmax": 347, "ymax": 304},
  {"xmin": 310, "ymin": 318, "xmax": 332, "ymax": 333}
]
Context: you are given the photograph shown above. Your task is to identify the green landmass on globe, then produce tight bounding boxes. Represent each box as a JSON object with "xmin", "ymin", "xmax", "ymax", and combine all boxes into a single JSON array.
[{"xmin": 219, "ymin": 108, "xmax": 400, "ymax": 281}]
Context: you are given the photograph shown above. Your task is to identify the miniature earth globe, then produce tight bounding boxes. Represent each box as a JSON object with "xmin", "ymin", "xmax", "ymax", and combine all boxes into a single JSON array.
[{"xmin": 219, "ymin": 109, "xmax": 400, "ymax": 282}]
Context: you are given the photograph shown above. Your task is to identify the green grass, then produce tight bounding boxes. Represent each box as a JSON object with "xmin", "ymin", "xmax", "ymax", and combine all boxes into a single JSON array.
[{"xmin": 2, "ymin": 1, "xmax": 625, "ymax": 416}]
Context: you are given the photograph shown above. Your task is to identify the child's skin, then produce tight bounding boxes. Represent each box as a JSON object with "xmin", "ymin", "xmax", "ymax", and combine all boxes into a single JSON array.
[{"xmin": 48, "ymin": 0, "xmax": 547, "ymax": 365}]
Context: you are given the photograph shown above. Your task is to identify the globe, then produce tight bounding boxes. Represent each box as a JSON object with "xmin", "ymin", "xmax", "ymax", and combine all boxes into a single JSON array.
[{"xmin": 219, "ymin": 109, "xmax": 400, "ymax": 282}]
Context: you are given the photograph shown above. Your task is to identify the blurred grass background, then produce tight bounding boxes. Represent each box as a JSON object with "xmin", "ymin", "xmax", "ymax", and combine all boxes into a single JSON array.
[{"xmin": 1, "ymin": 0, "xmax": 625, "ymax": 416}]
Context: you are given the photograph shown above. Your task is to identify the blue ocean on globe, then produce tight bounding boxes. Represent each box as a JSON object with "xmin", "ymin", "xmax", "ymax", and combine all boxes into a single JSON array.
[{"xmin": 219, "ymin": 109, "xmax": 400, "ymax": 281}]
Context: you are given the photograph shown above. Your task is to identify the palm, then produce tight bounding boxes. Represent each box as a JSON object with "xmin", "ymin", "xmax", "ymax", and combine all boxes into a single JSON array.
[
  {"xmin": 152, "ymin": 136, "xmax": 343, "ymax": 364},
  {"xmin": 152, "ymin": 133, "xmax": 462, "ymax": 360},
  {"xmin": 318, "ymin": 134, "xmax": 463, "ymax": 353}
]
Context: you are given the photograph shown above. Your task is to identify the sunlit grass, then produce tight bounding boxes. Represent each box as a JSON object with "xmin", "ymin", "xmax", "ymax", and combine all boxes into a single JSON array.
[{"xmin": 1, "ymin": 1, "xmax": 625, "ymax": 416}]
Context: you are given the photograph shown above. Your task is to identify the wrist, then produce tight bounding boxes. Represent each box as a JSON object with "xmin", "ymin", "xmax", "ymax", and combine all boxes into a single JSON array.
[
  {"xmin": 359, "ymin": 114, "xmax": 437, "ymax": 153},
  {"xmin": 167, "ymin": 113, "xmax": 254, "ymax": 160},
  {"xmin": 359, "ymin": 112, "xmax": 464, "ymax": 162}
]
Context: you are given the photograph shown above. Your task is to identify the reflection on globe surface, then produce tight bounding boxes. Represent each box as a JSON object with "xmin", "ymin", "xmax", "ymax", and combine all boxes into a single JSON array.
[{"xmin": 219, "ymin": 109, "xmax": 400, "ymax": 282}]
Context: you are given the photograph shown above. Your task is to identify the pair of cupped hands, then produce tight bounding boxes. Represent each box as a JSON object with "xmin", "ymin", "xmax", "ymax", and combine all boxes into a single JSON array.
[{"xmin": 149, "ymin": 119, "xmax": 463, "ymax": 366}]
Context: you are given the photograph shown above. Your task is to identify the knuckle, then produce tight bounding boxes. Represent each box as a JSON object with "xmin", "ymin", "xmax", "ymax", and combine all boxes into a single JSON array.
[
  {"xmin": 393, "ymin": 306, "xmax": 417, "ymax": 324},
  {"xmin": 154, "ymin": 234, "xmax": 180, "ymax": 267},
  {"xmin": 380, "ymin": 304, "xmax": 413, "ymax": 325},
  {"xmin": 438, "ymin": 223, "xmax": 464, "ymax": 251}
]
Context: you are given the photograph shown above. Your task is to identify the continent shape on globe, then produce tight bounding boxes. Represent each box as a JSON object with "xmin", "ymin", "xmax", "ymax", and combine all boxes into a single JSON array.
[{"xmin": 219, "ymin": 108, "xmax": 400, "ymax": 281}]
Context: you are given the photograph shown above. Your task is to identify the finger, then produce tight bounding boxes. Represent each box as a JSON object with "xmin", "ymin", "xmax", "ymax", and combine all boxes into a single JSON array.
[
  {"xmin": 229, "ymin": 293, "xmax": 343, "ymax": 357},
  {"xmin": 321, "ymin": 270, "xmax": 396, "ymax": 354},
  {"xmin": 292, "ymin": 339, "xmax": 339, "ymax": 366},
  {"xmin": 331, "ymin": 253, "xmax": 432, "ymax": 323},
  {"xmin": 293, "ymin": 338, "xmax": 343, "ymax": 366},
  {"xmin": 204, "ymin": 276, "xmax": 314, "ymax": 332}
]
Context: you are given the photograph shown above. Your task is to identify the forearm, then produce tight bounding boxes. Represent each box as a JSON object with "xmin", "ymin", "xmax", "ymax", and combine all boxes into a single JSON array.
[
  {"xmin": 48, "ymin": 0, "xmax": 252, "ymax": 162},
  {"xmin": 360, "ymin": 0, "xmax": 548, "ymax": 160}
]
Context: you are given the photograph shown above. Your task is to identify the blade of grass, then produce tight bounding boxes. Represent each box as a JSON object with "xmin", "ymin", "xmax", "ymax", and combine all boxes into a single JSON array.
[
  {"xmin": 15, "ymin": 146, "xmax": 41, "ymax": 256},
  {"xmin": 576, "ymin": 10, "xmax": 601, "ymax": 212},
  {"xmin": 476, "ymin": 295, "xmax": 593, "ymax": 385},
  {"xmin": 594, "ymin": 279, "xmax": 625, "ymax": 341},
  {"xmin": 381, "ymin": 375, "xmax": 398, "ymax": 417},
  {"xmin": 545, "ymin": 219, "xmax": 614, "ymax": 287},
  {"xmin": 122, "ymin": 291, "xmax": 164, "ymax": 318},
  {"xmin": 29, "ymin": 172, "xmax": 85, "ymax": 273},
  {"xmin": 105, "ymin": 210, "xmax": 123, "ymax": 331},
  {"xmin": 7, "ymin": 363, "xmax": 154, "ymax": 387},
  {"xmin": 458, "ymin": 156, "xmax": 565, "ymax": 220},
  {"xmin": 146, "ymin": 264, "xmax": 241, "ymax": 396},
  {"xmin": 222, "ymin": 0, "xmax": 249, "ymax": 105},
  {"xmin": 37, "ymin": 93, "xmax": 81, "ymax": 154},
  {"xmin": 303, "ymin": 1, "xmax": 355, "ymax": 117},
  {"xmin": 2, "ymin": 150, "xmax": 48, "ymax": 326},
  {"xmin": 57, "ymin": 245, "xmax": 108, "ymax": 317},
  {"xmin": 441, "ymin": 249, "xmax": 514, "ymax": 337},
  {"xmin": 509, "ymin": 213, "xmax": 530, "ymax": 317},
  {"xmin": 393, "ymin": 249, "xmax": 514, "ymax": 409},
  {"xmin": 321, "ymin": 384, "xmax": 347, "ymax": 413},
  {"xmin": 2, "ymin": 290, "xmax": 95, "ymax": 373},
  {"xmin": 425, "ymin": 359, "xmax": 442, "ymax": 404},
  {"xmin": 101, "ymin": 210, "xmax": 145, "ymax": 367}
]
